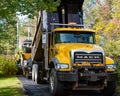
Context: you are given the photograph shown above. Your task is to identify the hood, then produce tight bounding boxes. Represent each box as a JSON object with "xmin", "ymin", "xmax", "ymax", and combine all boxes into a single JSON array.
[{"xmin": 55, "ymin": 43, "xmax": 103, "ymax": 64}]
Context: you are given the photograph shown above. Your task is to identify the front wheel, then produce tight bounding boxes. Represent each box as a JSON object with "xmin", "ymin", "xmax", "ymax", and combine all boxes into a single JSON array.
[
  {"xmin": 101, "ymin": 81, "xmax": 117, "ymax": 96},
  {"xmin": 26, "ymin": 71, "xmax": 31, "ymax": 79},
  {"xmin": 49, "ymin": 68, "xmax": 64, "ymax": 96}
]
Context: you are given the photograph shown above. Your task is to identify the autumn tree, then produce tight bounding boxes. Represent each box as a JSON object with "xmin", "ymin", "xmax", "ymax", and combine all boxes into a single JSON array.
[{"xmin": 83, "ymin": 0, "xmax": 120, "ymax": 59}]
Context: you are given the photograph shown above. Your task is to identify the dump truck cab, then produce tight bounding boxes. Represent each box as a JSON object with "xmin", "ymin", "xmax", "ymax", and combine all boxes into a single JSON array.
[
  {"xmin": 21, "ymin": 40, "xmax": 32, "ymax": 77},
  {"xmin": 49, "ymin": 27, "xmax": 97, "ymax": 70},
  {"xmin": 21, "ymin": 40, "xmax": 32, "ymax": 65},
  {"xmin": 46, "ymin": 24, "xmax": 117, "ymax": 96}
]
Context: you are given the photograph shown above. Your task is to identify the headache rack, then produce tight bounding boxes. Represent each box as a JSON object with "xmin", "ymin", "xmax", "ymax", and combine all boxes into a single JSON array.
[{"xmin": 50, "ymin": 23, "xmax": 93, "ymax": 30}]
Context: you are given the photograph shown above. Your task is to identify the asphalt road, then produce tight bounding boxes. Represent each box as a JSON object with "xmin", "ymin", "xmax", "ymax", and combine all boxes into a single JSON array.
[{"xmin": 18, "ymin": 75, "xmax": 119, "ymax": 96}]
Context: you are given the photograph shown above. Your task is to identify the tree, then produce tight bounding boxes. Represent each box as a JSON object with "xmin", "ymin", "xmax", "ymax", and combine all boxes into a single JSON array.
[
  {"xmin": 0, "ymin": 0, "xmax": 60, "ymax": 31},
  {"xmin": 84, "ymin": 0, "xmax": 120, "ymax": 39},
  {"xmin": 83, "ymin": 0, "xmax": 120, "ymax": 58},
  {"xmin": 0, "ymin": 0, "xmax": 60, "ymax": 19},
  {"xmin": 0, "ymin": 0, "xmax": 60, "ymax": 54}
]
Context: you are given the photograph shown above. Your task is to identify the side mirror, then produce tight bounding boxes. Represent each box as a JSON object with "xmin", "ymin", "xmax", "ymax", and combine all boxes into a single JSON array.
[{"xmin": 42, "ymin": 34, "xmax": 46, "ymax": 44}]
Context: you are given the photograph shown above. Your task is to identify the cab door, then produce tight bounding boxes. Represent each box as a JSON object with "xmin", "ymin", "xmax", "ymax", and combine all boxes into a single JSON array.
[{"xmin": 49, "ymin": 32, "xmax": 55, "ymax": 63}]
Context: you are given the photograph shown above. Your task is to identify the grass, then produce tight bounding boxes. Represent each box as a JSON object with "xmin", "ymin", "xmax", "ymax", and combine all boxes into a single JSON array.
[{"xmin": 0, "ymin": 76, "xmax": 23, "ymax": 96}]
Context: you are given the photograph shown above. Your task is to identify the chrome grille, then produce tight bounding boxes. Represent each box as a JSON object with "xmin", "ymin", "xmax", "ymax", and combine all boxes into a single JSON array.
[{"xmin": 74, "ymin": 52, "xmax": 103, "ymax": 64}]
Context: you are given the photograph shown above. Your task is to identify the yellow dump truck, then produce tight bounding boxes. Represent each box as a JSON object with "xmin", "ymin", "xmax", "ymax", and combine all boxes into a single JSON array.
[
  {"xmin": 31, "ymin": 0, "xmax": 117, "ymax": 96},
  {"xmin": 21, "ymin": 40, "xmax": 32, "ymax": 78}
]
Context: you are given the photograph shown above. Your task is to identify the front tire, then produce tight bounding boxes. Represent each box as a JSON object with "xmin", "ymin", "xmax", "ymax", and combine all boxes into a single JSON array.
[
  {"xmin": 49, "ymin": 68, "xmax": 64, "ymax": 96},
  {"xmin": 101, "ymin": 81, "xmax": 117, "ymax": 96},
  {"xmin": 26, "ymin": 71, "xmax": 30, "ymax": 79}
]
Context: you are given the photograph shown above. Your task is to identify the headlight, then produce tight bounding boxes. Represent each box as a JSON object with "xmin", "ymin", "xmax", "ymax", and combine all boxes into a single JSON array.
[
  {"xmin": 24, "ymin": 60, "xmax": 27, "ymax": 66},
  {"xmin": 106, "ymin": 64, "xmax": 116, "ymax": 69},
  {"xmin": 56, "ymin": 64, "xmax": 69, "ymax": 69}
]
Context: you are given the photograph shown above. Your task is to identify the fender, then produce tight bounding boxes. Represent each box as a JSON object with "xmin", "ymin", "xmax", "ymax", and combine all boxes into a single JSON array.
[
  {"xmin": 105, "ymin": 57, "xmax": 114, "ymax": 65},
  {"xmin": 49, "ymin": 57, "xmax": 59, "ymax": 70}
]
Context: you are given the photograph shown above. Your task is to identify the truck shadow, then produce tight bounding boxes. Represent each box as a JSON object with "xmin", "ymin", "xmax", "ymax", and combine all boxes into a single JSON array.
[
  {"xmin": 65, "ymin": 90, "xmax": 101, "ymax": 96},
  {"xmin": 65, "ymin": 90, "xmax": 119, "ymax": 96}
]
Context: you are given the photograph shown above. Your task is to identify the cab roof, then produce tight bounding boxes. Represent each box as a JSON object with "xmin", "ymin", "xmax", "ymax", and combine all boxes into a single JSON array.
[{"xmin": 53, "ymin": 27, "xmax": 96, "ymax": 33}]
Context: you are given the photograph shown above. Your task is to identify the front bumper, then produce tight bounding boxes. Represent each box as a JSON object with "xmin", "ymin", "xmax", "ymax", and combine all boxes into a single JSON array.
[
  {"xmin": 107, "ymin": 72, "xmax": 118, "ymax": 81},
  {"xmin": 57, "ymin": 72, "xmax": 76, "ymax": 81},
  {"xmin": 57, "ymin": 71, "xmax": 118, "ymax": 82}
]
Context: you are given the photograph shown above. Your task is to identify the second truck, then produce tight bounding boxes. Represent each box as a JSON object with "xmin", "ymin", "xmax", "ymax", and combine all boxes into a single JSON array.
[{"xmin": 31, "ymin": 0, "xmax": 118, "ymax": 96}]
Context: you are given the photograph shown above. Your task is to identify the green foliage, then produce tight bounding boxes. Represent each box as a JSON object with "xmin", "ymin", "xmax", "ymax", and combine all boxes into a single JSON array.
[
  {"xmin": 0, "ymin": 0, "xmax": 17, "ymax": 33},
  {"xmin": 0, "ymin": 39, "xmax": 16, "ymax": 54},
  {"xmin": 104, "ymin": 40, "xmax": 120, "ymax": 70},
  {"xmin": 104, "ymin": 40, "xmax": 120, "ymax": 57},
  {"xmin": 0, "ymin": 0, "xmax": 61, "ymax": 53},
  {"xmin": 0, "ymin": 55, "xmax": 17, "ymax": 77},
  {"xmin": 103, "ymin": 39, "xmax": 120, "ymax": 93},
  {"xmin": 0, "ymin": 21, "xmax": 16, "ymax": 54},
  {"xmin": 105, "ymin": 40, "xmax": 120, "ymax": 55},
  {"xmin": 15, "ymin": 0, "xmax": 60, "ymax": 18},
  {"xmin": 0, "ymin": 0, "xmax": 61, "ymax": 40},
  {"xmin": 0, "ymin": 0, "xmax": 60, "ymax": 20}
]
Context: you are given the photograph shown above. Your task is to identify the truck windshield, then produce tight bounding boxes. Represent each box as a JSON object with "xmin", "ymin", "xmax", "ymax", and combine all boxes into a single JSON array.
[{"xmin": 55, "ymin": 31, "xmax": 95, "ymax": 44}]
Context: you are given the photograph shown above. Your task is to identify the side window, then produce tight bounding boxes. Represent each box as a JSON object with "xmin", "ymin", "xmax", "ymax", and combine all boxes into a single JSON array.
[{"xmin": 55, "ymin": 33, "xmax": 61, "ymax": 43}]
